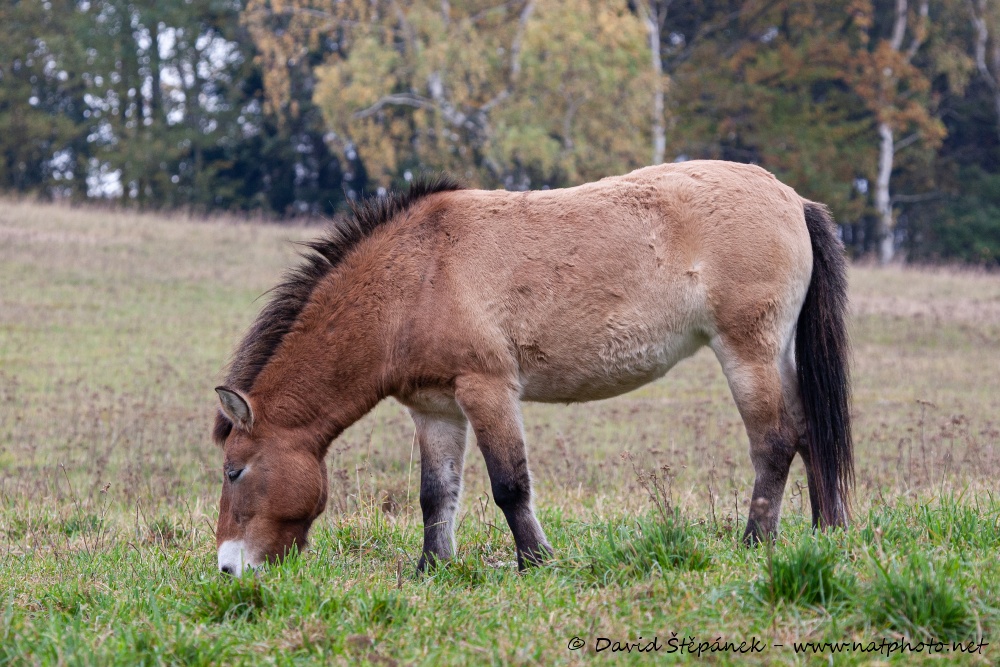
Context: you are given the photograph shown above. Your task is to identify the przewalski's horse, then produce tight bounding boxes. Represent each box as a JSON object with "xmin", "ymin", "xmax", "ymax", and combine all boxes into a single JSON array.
[{"xmin": 212, "ymin": 161, "xmax": 852, "ymax": 576}]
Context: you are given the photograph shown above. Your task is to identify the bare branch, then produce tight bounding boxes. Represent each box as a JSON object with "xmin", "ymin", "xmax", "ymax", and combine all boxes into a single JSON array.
[
  {"xmin": 891, "ymin": 191, "xmax": 941, "ymax": 204},
  {"xmin": 353, "ymin": 94, "xmax": 437, "ymax": 119},
  {"xmin": 969, "ymin": 0, "xmax": 999, "ymax": 90},
  {"xmin": 893, "ymin": 131, "xmax": 921, "ymax": 152},
  {"xmin": 905, "ymin": 0, "xmax": 929, "ymax": 61}
]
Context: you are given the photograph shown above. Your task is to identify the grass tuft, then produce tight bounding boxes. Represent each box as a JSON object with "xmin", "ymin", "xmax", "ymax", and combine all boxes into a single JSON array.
[
  {"xmin": 761, "ymin": 534, "xmax": 854, "ymax": 607},
  {"xmin": 585, "ymin": 511, "xmax": 710, "ymax": 584},
  {"xmin": 61, "ymin": 513, "xmax": 100, "ymax": 536},
  {"xmin": 865, "ymin": 554, "xmax": 975, "ymax": 641},
  {"xmin": 917, "ymin": 496, "xmax": 1000, "ymax": 550},
  {"xmin": 191, "ymin": 576, "xmax": 274, "ymax": 624},
  {"xmin": 355, "ymin": 588, "xmax": 409, "ymax": 626}
]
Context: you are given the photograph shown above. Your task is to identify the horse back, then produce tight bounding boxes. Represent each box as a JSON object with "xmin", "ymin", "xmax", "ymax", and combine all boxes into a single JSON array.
[{"xmin": 393, "ymin": 161, "xmax": 812, "ymax": 402}]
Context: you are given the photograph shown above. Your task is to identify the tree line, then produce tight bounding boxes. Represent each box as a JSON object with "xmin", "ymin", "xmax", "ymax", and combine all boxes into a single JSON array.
[{"xmin": 3, "ymin": 0, "xmax": 1000, "ymax": 264}]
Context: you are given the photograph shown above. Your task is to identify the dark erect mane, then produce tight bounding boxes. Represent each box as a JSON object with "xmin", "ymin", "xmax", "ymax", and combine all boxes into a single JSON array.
[{"xmin": 213, "ymin": 175, "xmax": 463, "ymax": 444}]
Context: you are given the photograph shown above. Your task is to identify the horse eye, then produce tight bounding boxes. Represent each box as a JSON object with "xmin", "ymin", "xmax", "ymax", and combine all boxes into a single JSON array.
[{"xmin": 226, "ymin": 468, "xmax": 244, "ymax": 483}]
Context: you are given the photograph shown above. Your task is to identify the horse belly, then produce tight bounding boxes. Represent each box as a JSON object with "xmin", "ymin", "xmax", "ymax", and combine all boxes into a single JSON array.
[{"xmin": 519, "ymin": 322, "xmax": 706, "ymax": 403}]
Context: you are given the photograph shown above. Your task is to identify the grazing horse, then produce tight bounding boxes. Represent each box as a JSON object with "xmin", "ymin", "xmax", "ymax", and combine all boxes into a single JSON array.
[{"xmin": 212, "ymin": 160, "xmax": 852, "ymax": 576}]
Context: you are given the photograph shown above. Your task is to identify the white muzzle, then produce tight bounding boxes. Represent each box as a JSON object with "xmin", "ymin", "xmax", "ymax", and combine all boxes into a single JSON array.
[{"xmin": 217, "ymin": 540, "xmax": 256, "ymax": 576}]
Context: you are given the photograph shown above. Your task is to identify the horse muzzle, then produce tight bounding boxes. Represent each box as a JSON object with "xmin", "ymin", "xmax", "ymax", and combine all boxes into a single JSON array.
[{"xmin": 217, "ymin": 539, "xmax": 258, "ymax": 576}]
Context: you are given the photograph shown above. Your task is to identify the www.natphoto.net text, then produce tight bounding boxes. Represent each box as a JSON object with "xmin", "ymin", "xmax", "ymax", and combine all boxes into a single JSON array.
[{"xmin": 568, "ymin": 634, "xmax": 990, "ymax": 657}]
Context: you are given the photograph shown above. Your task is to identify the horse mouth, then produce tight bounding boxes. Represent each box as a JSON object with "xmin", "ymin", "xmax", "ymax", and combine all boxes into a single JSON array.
[{"xmin": 217, "ymin": 539, "xmax": 258, "ymax": 576}]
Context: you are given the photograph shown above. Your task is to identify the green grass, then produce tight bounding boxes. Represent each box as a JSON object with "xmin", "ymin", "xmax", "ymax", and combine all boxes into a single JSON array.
[
  {"xmin": 760, "ymin": 532, "xmax": 855, "ymax": 608},
  {"xmin": 1, "ymin": 200, "xmax": 999, "ymax": 664},
  {"xmin": 583, "ymin": 512, "xmax": 712, "ymax": 584},
  {"xmin": 866, "ymin": 553, "xmax": 974, "ymax": 642}
]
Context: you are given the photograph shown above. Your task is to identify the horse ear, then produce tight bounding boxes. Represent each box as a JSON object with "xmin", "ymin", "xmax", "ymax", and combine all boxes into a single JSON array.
[{"xmin": 215, "ymin": 386, "xmax": 254, "ymax": 431}]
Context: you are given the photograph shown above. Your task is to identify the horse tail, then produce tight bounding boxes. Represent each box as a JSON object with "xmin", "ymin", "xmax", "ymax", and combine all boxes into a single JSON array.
[{"xmin": 797, "ymin": 201, "xmax": 853, "ymax": 526}]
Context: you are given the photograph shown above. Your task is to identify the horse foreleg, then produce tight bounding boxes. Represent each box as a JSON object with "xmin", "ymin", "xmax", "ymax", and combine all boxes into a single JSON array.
[
  {"xmin": 455, "ymin": 375, "xmax": 552, "ymax": 570},
  {"xmin": 411, "ymin": 407, "xmax": 468, "ymax": 571}
]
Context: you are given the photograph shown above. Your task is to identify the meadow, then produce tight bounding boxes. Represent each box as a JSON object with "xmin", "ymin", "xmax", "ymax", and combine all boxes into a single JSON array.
[{"xmin": 1, "ymin": 200, "xmax": 999, "ymax": 665}]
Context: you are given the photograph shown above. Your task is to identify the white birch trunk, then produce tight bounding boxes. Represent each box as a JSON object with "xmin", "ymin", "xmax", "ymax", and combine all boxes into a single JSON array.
[
  {"xmin": 644, "ymin": 4, "xmax": 666, "ymax": 165},
  {"xmin": 971, "ymin": 0, "xmax": 1000, "ymax": 142},
  {"xmin": 873, "ymin": 0, "xmax": 927, "ymax": 264},
  {"xmin": 875, "ymin": 122, "xmax": 896, "ymax": 263},
  {"xmin": 639, "ymin": 0, "xmax": 666, "ymax": 165}
]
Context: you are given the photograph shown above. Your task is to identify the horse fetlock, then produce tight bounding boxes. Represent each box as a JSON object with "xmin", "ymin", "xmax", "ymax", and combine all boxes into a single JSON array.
[
  {"xmin": 741, "ymin": 521, "xmax": 774, "ymax": 547},
  {"xmin": 742, "ymin": 495, "xmax": 782, "ymax": 545},
  {"xmin": 422, "ymin": 511, "xmax": 455, "ymax": 538},
  {"xmin": 416, "ymin": 549, "xmax": 453, "ymax": 573},
  {"xmin": 516, "ymin": 541, "xmax": 554, "ymax": 571}
]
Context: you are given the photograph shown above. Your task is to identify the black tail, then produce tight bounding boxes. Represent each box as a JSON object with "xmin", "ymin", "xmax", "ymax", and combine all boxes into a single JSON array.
[{"xmin": 797, "ymin": 202, "xmax": 853, "ymax": 527}]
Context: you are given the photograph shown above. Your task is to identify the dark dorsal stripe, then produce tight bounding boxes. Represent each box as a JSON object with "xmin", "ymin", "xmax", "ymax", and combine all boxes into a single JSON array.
[{"xmin": 213, "ymin": 175, "xmax": 463, "ymax": 443}]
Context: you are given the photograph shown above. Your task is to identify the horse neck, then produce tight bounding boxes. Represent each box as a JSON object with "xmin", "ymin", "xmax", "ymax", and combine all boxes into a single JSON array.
[{"xmin": 250, "ymin": 270, "xmax": 397, "ymax": 457}]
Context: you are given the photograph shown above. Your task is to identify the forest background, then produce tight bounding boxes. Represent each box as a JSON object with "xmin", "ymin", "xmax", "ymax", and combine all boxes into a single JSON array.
[{"xmin": 4, "ymin": 0, "xmax": 1000, "ymax": 264}]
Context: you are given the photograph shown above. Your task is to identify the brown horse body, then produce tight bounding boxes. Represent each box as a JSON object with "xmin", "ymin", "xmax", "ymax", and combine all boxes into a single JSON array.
[{"xmin": 213, "ymin": 160, "xmax": 852, "ymax": 575}]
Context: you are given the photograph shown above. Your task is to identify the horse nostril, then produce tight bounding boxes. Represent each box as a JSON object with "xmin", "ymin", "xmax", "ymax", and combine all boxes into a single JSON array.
[{"xmin": 220, "ymin": 564, "xmax": 235, "ymax": 575}]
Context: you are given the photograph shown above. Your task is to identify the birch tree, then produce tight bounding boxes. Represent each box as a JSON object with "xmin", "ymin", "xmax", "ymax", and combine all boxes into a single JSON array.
[
  {"xmin": 636, "ymin": 0, "xmax": 670, "ymax": 165},
  {"xmin": 969, "ymin": 0, "xmax": 1000, "ymax": 141},
  {"xmin": 853, "ymin": 0, "xmax": 944, "ymax": 263},
  {"xmin": 246, "ymin": 0, "xmax": 660, "ymax": 189}
]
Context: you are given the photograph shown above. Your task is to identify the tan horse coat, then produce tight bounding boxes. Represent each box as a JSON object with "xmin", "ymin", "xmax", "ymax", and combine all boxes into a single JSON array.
[{"xmin": 213, "ymin": 161, "xmax": 852, "ymax": 574}]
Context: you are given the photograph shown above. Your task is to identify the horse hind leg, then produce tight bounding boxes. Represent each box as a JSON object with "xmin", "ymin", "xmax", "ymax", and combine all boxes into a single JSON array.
[
  {"xmin": 712, "ymin": 336, "xmax": 798, "ymax": 544},
  {"xmin": 777, "ymin": 341, "xmax": 823, "ymax": 528},
  {"xmin": 410, "ymin": 405, "xmax": 468, "ymax": 571}
]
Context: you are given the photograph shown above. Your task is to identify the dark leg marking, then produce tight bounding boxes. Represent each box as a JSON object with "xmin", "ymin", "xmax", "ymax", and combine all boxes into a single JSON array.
[
  {"xmin": 480, "ymin": 448, "xmax": 552, "ymax": 569},
  {"xmin": 742, "ymin": 428, "xmax": 797, "ymax": 545},
  {"xmin": 454, "ymin": 376, "xmax": 552, "ymax": 570},
  {"xmin": 411, "ymin": 411, "xmax": 467, "ymax": 572}
]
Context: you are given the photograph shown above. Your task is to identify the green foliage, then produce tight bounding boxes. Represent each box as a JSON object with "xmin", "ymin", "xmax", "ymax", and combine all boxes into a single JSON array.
[
  {"xmin": 0, "ymin": 0, "xmax": 86, "ymax": 193},
  {"xmin": 761, "ymin": 534, "xmax": 855, "ymax": 607},
  {"xmin": 2, "ymin": 0, "xmax": 1000, "ymax": 263},
  {"xmin": 585, "ymin": 512, "xmax": 710, "ymax": 583},
  {"xmin": 865, "ymin": 554, "xmax": 974, "ymax": 641},
  {"xmin": 192, "ymin": 577, "xmax": 274, "ymax": 624},
  {"xmin": 0, "ymin": 0, "xmax": 343, "ymax": 215},
  {"xmin": 669, "ymin": 2, "xmax": 878, "ymax": 222},
  {"xmin": 909, "ymin": 167, "xmax": 1000, "ymax": 266},
  {"xmin": 308, "ymin": 0, "xmax": 659, "ymax": 189},
  {"xmin": 492, "ymin": 0, "xmax": 656, "ymax": 185}
]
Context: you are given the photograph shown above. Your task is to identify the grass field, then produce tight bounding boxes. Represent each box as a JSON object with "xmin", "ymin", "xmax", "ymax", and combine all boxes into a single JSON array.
[{"xmin": 1, "ymin": 199, "xmax": 1000, "ymax": 665}]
